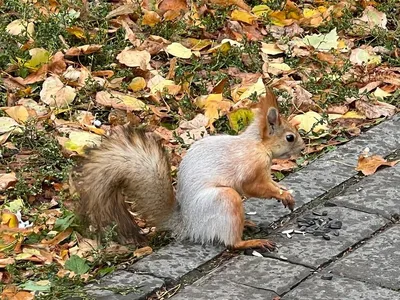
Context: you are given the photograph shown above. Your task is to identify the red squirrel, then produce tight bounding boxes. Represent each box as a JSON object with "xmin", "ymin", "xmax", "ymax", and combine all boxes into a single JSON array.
[{"xmin": 73, "ymin": 88, "xmax": 305, "ymax": 250}]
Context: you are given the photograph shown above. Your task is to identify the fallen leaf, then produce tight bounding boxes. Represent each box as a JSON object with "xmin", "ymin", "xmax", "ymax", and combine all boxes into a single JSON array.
[
  {"xmin": 106, "ymin": 4, "xmax": 137, "ymax": 19},
  {"xmin": 1, "ymin": 211, "xmax": 19, "ymax": 228},
  {"xmin": 40, "ymin": 76, "xmax": 76, "ymax": 108},
  {"xmin": 165, "ymin": 42, "xmax": 193, "ymax": 59},
  {"xmin": 208, "ymin": 0, "xmax": 250, "ymax": 12},
  {"xmin": 158, "ymin": 0, "xmax": 188, "ymax": 12},
  {"xmin": 117, "ymin": 48, "xmax": 151, "ymax": 70},
  {"xmin": 291, "ymin": 111, "xmax": 329, "ymax": 137},
  {"xmin": 129, "ymin": 77, "xmax": 147, "ymax": 91},
  {"xmin": 96, "ymin": 91, "xmax": 148, "ymax": 111},
  {"xmin": 65, "ymin": 45, "xmax": 102, "ymax": 56},
  {"xmin": 302, "ymin": 28, "xmax": 338, "ymax": 51},
  {"xmin": 355, "ymin": 100, "xmax": 396, "ymax": 119},
  {"xmin": 61, "ymin": 130, "xmax": 102, "ymax": 155},
  {"xmin": 261, "ymin": 43, "xmax": 284, "ymax": 55},
  {"xmin": 196, "ymin": 94, "xmax": 232, "ymax": 127},
  {"xmin": 350, "ymin": 48, "xmax": 381, "ymax": 65},
  {"xmin": 239, "ymin": 77, "xmax": 266, "ymax": 100},
  {"xmin": 231, "ymin": 9, "xmax": 257, "ymax": 24},
  {"xmin": 228, "ymin": 109, "xmax": 254, "ymax": 132},
  {"xmin": 0, "ymin": 117, "xmax": 23, "ymax": 135},
  {"xmin": 134, "ymin": 246, "xmax": 153, "ymax": 258},
  {"xmin": 41, "ymin": 228, "xmax": 73, "ymax": 245},
  {"xmin": 359, "ymin": 6, "xmax": 387, "ymax": 29},
  {"xmin": 373, "ymin": 87, "xmax": 391, "ymax": 99},
  {"xmin": 6, "ymin": 19, "xmax": 34, "ymax": 36},
  {"xmin": 356, "ymin": 153, "xmax": 398, "ymax": 176},
  {"xmin": 22, "ymin": 48, "xmax": 50, "ymax": 71},
  {"xmin": 271, "ymin": 159, "xmax": 298, "ymax": 171},
  {"xmin": 66, "ymin": 26, "xmax": 86, "ymax": 39},
  {"xmin": 142, "ymin": 10, "xmax": 161, "ymax": 27},
  {"xmin": 5, "ymin": 106, "xmax": 30, "ymax": 123}
]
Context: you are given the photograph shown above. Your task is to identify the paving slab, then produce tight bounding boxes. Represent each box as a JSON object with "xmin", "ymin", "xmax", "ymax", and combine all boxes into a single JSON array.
[
  {"xmin": 128, "ymin": 242, "xmax": 223, "ymax": 282},
  {"xmin": 263, "ymin": 206, "xmax": 388, "ymax": 268},
  {"xmin": 172, "ymin": 256, "xmax": 312, "ymax": 300},
  {"xmin": 85, "ymin": 270, "xmax": 164, "ymax": 300},
  {"xmin": 245, "ymin": 114, "xmax": 399, "ymax": 227},
  {"xmin": 282, "ymin": 272, "xmax": 400, "ymax": 300},
  {"xmin": 329, "ymin": 163, "xmax": 400, "ymax": 219},
  {"xmin": 330, "ymin": 225, "xmax": 400, "ymax": 290}
]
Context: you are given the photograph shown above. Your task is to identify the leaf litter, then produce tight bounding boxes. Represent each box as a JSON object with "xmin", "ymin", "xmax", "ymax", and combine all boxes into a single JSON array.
[{"xmin": 0, "ymin": 0, "xmax": 399, "ymax": 297}]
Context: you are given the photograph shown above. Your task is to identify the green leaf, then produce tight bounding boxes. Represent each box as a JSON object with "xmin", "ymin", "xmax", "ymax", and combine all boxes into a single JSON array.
[
  {"xmin": 20, "ymin": 280, "xmax": 51, "ymax": 291},
  {"xmin": 54, "ymin": 213, "xmax": 75, "ymax": 231},
  {"xmin": 65, "ymin": 255, "xmax": 90, "ymax": 275},
  {"xmin": 98, "ymin": 266, "xmax": 115, "ymax": 277}
]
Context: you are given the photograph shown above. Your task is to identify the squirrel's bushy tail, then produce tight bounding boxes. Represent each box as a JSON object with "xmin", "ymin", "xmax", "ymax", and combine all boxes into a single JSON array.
[{"xmin": 72, "ymin": 126, "xmax": 175, "ymax": 245}]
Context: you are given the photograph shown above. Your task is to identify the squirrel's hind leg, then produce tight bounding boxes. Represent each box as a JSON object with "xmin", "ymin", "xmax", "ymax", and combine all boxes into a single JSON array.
[{"xmin": 213, "ymin": 188, "xmax": 276, "ymax": 251}]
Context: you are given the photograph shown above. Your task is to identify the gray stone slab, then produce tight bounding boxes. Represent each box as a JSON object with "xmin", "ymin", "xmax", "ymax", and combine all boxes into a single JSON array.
[
  {"xmin": 172, "ymin": 256, "xmax": 312, "ymax": 299},
  {"xmin": 263, "ymin": 206, "xmax": 388, "ymax": 268},
  {"xmin": 329, "ymin": 163, "xmax": 400, "ymax": 219},
  {"xmin": 331, "ymin": 225, "xmax": 400, "ymax": 290},
  {"xmin": 245, "ymin": 115, "xmax": 399, "ymax": 228},
  {"xmin": 128, "ymin": 241, "xmax": 224, "ymax": 281},
  {"xmin": 282, "ymin": 273, "xmax": 400, "ymax": 300},
  {"xmin": 85, "ymin": 270, "xmax": 164, "ymax": 300}
]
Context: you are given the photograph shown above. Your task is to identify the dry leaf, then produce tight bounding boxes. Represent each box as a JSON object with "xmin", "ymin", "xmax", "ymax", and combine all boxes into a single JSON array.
[
  {"xmin": 165, "ymin": 43, "xmax": 193, "ymax": 59},
  {"xmin": 159, "ymin": 0, "xmax": 188, "ymax": 12},
  {"xmin": 355, "ymin": 100, "xmax": 396, "ymax": 119},
  {"xmin": 96, "ymin": 91, "xmax": 148, "ymax": 111},
  {"xmin": 6, "ymin": 19, "xmax": 34, "ymax": 36},
  {"xmin": 142, "ymin": 10, "xmax": 161, "ymax": 27},
  {"xmin": 0, "ymin": 172, "xmax": 17, "ymax": 191},
  {"xmin": 65, "ymin": 45, "xmax": 103, "ymax": 56},
  {"xmin": 117, "ymin": 49, "xmax": 151, "ymax": 70},
  {"xmin": 129, "ymin": 77, "xmax": 147, "ymax": 91},
  {"xmin": 271, "ymin": 159, "xmax": 298, "ymax": 171},
  {"xmin": 4, "ymin": 106, "xmax": 30, "ymax": 123},
  {"xmin": 356, "ymin": 152, "xmax": 398, "ymax": 176},
  {"xmin": 231, "ymin": 9, "xmax": 257, "ymax": 24},
  {"xmin": 40, "ymin": 76, "xmax": 76, "ymax": 108}
]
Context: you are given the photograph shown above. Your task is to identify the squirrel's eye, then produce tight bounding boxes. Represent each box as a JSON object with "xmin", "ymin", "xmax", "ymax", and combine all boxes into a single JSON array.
[{"xmin": 286, "ymin": 134, "xmax": 295, "ymax": 142}]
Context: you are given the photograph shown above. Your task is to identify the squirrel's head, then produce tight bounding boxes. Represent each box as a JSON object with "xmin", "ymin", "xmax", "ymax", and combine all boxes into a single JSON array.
[{"xmin": 257, "ymin": 89, "xmax": 306, "ymax": 159}]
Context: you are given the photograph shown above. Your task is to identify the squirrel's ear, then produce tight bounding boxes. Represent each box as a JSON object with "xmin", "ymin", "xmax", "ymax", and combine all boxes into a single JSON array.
[{"xmin": 267, "ymin": 107, "xmax": 281, "ymax": 135}]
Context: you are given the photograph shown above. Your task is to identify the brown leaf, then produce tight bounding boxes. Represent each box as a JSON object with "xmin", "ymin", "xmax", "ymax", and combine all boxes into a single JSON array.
[
  {"xmin": 271, "ymin": 159, "xmax": 298, "ymax": 171},
  {"xmin": 0, "ymin": 172, "xmax": 17, "ymax": 191},
  {"xmin": 209, "ymin": 0, "xmax": 250, "ymax": 12},
  {"xmin": 48, "ymin": 51, "xmax": 67, "ymax": 75},
  {"xmin": 65, "ymin": 45, "xmax": 102, "ymax": 56},
  {"xmin": 41, "ymin": 228, "xmax": 73, "ymax": 245},
  {"xmin": 356, "ymin": 154, "xmax": 399, "ymax": 176},
  {"xmin": 355, "ymin": 100, "xmax": 396, "ymax": 119},
  {"xmin": 134, "ymin": 246, "xmax": 153, "ymax": 258},
  {"xmin": 23, "ymin": 64, "xmax": 48, "ymax": 84},
  {"xmin": 159, "ymin": 0, "xmax": 188, "ymax": 13}
]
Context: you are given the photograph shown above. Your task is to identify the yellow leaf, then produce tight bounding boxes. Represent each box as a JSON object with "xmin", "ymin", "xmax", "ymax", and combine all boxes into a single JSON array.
[
  {"xmin": 341, "ymin": 111, "xmax": 366, "ymax": 119},
  {"xmin": 303, "ymin": 8, "xmax": 319, "ymax": 18},
  {"xmin": 374, "ymin": 87, "xmax": 391, "ymax": 99},
  {"xmin": 196, "ymin": 94, "xmax": 232, "ymax": 126},
  {"xmin": 63, "ymin": 131, "xmax": 102, "ymax": 155},
  {"xmin": 268, "ymin": 63, "xmax": 291, "ymax": 71},
  {"xmin": 66, "ymin": 26, "xmax": 85, "ymax": 39},
  {"xmin": 16, "ymin": 248, "xmax": 41, "ymax": 260},
  {"xmin": 231, "ymin": 9, "xmax": 257, "ymax": 24},
  {"xmin": 291, "ymin": 111, "xmax": 329, "ymax": 139},
  {"xmin": 1, "ymin": 212, "xmax": 19, "ymax": 228},
  {"xmin": 142, "ymin": 10, "xmax": 161, "ymax": 27},
  {"xmin": 96, "ymin": 91, "xmax": 148, "ymax": 111},
  {"xmin": 5, "ymin": 106, "xmax": 30, "ymax": 123},
  {"xmin": 24, "ymin": 48, "xmax": 50, "ymax": 71},
  {"xmin": 149, "ymin": 77, "xmax": 179, "ymax": 95},
  {"xmin": 129, "ymin": 77, "xmax": 146, "ymax": 91},
  {"xmin": 186, "ymin": 38, "xmax": 212, "ymax": 51},
  {"xmin": 252, "ymin": 5, "xmax": 271, "ymax": 17},
  {"xmin": 269, "ymin": 11, "xmax": 290, "ymax": 26},
  {"xmin": 228, "ymin": 109, "xmax": 254, "ymax": 132},
  {"xmin": 239, "ymin": 77, "xmax": 266, "ymax": 100},
  {"xmin": 165, "ymin": 42, "xmax": 193, "ymax": 59}
]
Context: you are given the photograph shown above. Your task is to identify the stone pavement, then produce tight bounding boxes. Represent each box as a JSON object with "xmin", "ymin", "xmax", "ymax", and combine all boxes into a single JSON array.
[{"xmin": 86, "ymin": 114, "xmax": 400, "ymax": 299}]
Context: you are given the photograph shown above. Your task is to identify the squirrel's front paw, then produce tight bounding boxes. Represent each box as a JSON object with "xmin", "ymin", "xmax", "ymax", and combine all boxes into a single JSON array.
[{"xmin": 279, "ymin": 190, "xmax": 295, "ymax": 211}]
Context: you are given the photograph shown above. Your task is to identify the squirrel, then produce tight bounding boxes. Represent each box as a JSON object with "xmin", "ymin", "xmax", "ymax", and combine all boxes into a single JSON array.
[{"xmin": 72, "ymin": 88, "xmax": 305, "ymax": 250}]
